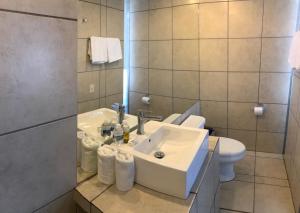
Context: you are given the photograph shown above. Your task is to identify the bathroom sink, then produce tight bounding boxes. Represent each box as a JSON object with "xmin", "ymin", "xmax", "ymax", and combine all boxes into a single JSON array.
[
  {"xmin": 132, "ymin": 121, "xmax": 209, "ymax": 199},
  {"xmin": 77, "ymin": 108, "xmax": 137, "ymax": 141}
]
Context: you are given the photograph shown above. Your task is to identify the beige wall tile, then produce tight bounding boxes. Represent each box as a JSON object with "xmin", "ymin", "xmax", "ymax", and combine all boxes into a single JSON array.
[
  {"xmin": 129, "ymin": 68, "xmax": 148, "ymax": 93},
  {"xmin": 107, "ymin": 0, "xmax": 124, "ymax": 10},
  {"xmin": 130, "ymin": 41, "xmax": 148, "ymax": 67},
  {"xmin": 285, "ymin": 113, "xmax": 298, "ymax": 174},
  {"xmin": 105, "ymin": 93, "xmax": 123, "ymax": 107},
  {"xmin": 78, "ymin": 72, "xmax": 100, "ymax": 102},
  {"xmin": 257, "ymin": 104, "xmax": 288, "ymax": 133},
  {"xmin": 290, "ymin": 75, "xmax": 300, "ymax": 116},
  {"xmin": 214, "ymin": 128, "xmax": 228, "ymax": 137},
  {"xmin": 228, "ymin": 102, "xmax": 257, "ymax": 130},
  {"xmin": 263, "ymin": 0, "xmax": 299, "ymax": 37},
  {"xmin": 77, "ymin": 39, "xmax": 88, "ymax": 73},
  {"xmin": 130, "ymin": 0, "xmax": 149, "ymax": 12},
  {"xmin": 173, "ymin": 0, "xmax": 199, "ymax": 5},
  {"xmin": 173, "ymin": 40, "xmax": 199, "ymax": 71},
  {"xmin": 255, "ymin": 184, "xmax": 294, "ymax": 213},
  {"xmin": 200, "ymin": 72, "xmax": 227, "ymax": 101},
  {"xmin": 78, "ymin": 99, "xmax": 100, "ymax": 114},
  {"xmin": 173, "ymin": 71, "xmax": 199, "ymax": 99},
  {"xmin": 149, "ymin": 41, "xmax": 172, "ymax": 69},
  {"xmin": 99, "ymin": 70, "xmax": 106, "ymax": 98},
  {"xmin": 149, "ymin": 69, "xmax": 172, "ymax": 96},
  {"xmin": 105, "ymin": 69, "xmax": 123, "ymax": 96},
  {"xmin": 101, "ymin": 6, "xmax": 107, "ymax": 36},
  {"xmin": 78, "ymin": 1, "xmax": 101, "ymax": 38},
  {"xmin": 150, "ymin": 0, "xmax": 172, "ymax": 9},
  {"xmin": 229, "ymin": 0, "xmax": 263, "ymax": 38},
  {"xmin": 199, "ymin": 39, "xmax": 227, "ymax": 71},
  {"xmin": 107, "ymin": 8, "xmax": 124, "ymax": 39},
  {"xmin": 229, "ymin": 38, "xmax": 261, "ymax": 72},
  {"xmin": 149, "ymin": 8, "xmax": 172, "ymax": 40},
  {"xmin": 201, "ymin": 101, "xmax": 227, "ymax": 128},
  {"xmin": 173, "ymin": 98, "xmax": 196, "ymax": 114},
  {"xmin": 130, "ymin": 11, "xmax": 148, "ymax": 40},
  {"xmin": 129, "ymin": 92, "xmax": 149, "ymax": 115},
  {"xmin": 261, "ymin": 38, "xmax": 292, "ymax": 72},
  {"xmin": 149, "ymin": 95, "xmax": 173, "ymax": 118},
  {"xmin": 199, "ymin": 2, "xmax": 228, "ymax": 38},
  {"xmin": 228, "ymin": 129, "xmax": 256, "ymax": 151},
  {"xmin": 259, "ymin": 73, "xmax": 291, "ymax": 104},
  {"xmin": 228, "ymin": 73, "xmax": 259, "ymax": 102},
  {"xmin": 256, "ymin": 132, "xmax": 284, "ymax": 154},
  {"xmin": 173, "ymin": 4, "xmax": 199, "ymax": 39}
]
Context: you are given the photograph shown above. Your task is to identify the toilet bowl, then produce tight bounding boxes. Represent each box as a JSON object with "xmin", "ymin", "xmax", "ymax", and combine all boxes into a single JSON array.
[
  {"xmin": 179, "ymin": 115, "xmax": 246, "ymax": 182},
  {"xmin": 219, "ymin": 137, "xmax": 246, "ymax": 182}
]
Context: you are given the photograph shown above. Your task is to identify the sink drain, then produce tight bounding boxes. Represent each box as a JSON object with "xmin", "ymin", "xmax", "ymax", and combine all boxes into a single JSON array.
[{"xmin": 154, "ymin": 151, "xmax": 165, "ymax": 159}]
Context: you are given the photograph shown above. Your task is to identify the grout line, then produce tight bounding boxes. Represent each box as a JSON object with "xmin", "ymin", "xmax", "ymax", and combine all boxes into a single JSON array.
[
  {"xmin": 0, "ymin": 8, "xmax": 77, "ymax": 21},
  {"xmin": 226, "ymin": 0, "xmax": 229, "ymax": 136},
  {"xmin": 0, "ymin": 115, "xmax": 77, "ymax": 137}
]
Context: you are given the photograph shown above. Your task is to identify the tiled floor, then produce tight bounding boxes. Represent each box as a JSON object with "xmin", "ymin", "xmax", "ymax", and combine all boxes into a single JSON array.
[{"xmin": 220, "ymin": 152, "xmax": 295, "ymax": 213}]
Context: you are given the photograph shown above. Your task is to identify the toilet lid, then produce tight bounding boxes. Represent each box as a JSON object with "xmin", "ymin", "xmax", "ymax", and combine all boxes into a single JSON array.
[{"xmin": 219, "ymin": 137, "xmax": 246, "ymax": 157}]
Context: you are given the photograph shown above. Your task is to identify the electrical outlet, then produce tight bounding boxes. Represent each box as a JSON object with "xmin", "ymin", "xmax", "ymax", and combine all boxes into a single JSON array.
[{"xmin": 89, "ymin": 84, "xmax": 95, "ymax": 93}]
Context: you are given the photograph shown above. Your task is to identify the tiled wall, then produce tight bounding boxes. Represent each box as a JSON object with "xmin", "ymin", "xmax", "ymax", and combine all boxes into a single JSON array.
[
  {"xmin": 285, "ymin": 71, "xmax": 300, "ymax": 213},
  {"xmin": 285, "ymin": 10, "xmax": 300, "ymax": 210},
  {"xmin": 128, "ymin": 0, "xmax": 299, "ymax": 154},
  {"xmin": 77, "ymin": 0, "xmax": 124, "ymax": 113},
  {"xmin": 0, "ymin": 1, "xmax": 77, "ymax": 212}
]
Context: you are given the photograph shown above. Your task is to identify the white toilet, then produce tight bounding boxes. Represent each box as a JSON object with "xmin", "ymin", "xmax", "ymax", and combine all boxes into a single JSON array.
[
  {"xmin": 181, "ymin": 115, "xmax": 246, "ymax": 182},
  {"xmin": 219, "ymin": 137, "xmax": 246, "ymax": 182}
]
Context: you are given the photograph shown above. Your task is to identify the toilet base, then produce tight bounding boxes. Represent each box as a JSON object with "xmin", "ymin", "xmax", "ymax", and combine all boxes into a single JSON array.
[{"xmin": 220, "ymin": 162, "xmax": 235, "ymax": 182}]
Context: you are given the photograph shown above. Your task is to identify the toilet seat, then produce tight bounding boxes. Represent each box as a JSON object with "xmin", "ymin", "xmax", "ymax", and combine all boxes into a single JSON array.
[{"xmin": 219, "ymin": 137, "xmax": 246, "ymax": 162}]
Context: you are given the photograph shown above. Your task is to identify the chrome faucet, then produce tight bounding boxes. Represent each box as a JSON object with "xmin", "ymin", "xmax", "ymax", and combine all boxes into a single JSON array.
[
  {"xmin": 111, "ymin": 103, "xmax": 125, "ymax": 124},
  {"xmin": 137, "ymin": 110, "xmax": 163, "ymax": 135}
]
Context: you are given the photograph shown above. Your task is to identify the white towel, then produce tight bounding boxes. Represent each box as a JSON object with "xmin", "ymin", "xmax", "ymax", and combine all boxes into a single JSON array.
[
  {"xmin": 77, "ymin": 131, "xmax": 86, "ymax": 166},
  {"xmin": 289, "ymin": 31, "xmax": 300, "ymax": 69},
  {"xmin": 97, "ymin": 145, "xmax": 117, "ymax": 184},
  {"xmin": 81, "ymin": 137, "xmax": 99, "ymax": 172},
  {"xmin": 115, "ymin": 151, "xmax": 135, "ymax": 191},
  {"xmin": 88, "ymin": 36, "xmax": 108, "ymax": 64},
  {"xmin": 107, "ymin": 38, "xmax": 123, "ymax": 63}
]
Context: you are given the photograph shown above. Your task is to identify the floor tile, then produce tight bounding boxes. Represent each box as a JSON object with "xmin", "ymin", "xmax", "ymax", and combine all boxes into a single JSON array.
[
  {"xmin": 234, "ymin": 174, "xmax": 255, "ymax": 183},
  {"xmin": 255, "ymin": 184, "xmax": 294, "ymax": 213},
  {"xmin": 255, "ymin": 176, "xmax": 289, "ymax": 187},
  {"xmin": 255, "ymin": 157, "xmax": 287, "ymax": 179},
  {"xmin": 256, "ymin": 152, "xmax": 283, "ymax": 159},
  {"xmin": 235, "ymin": 155, "xmax": 255, "ymax": 176},
  {"xmin": 220, "ymin": 181, "xmax": 254, "ymax": 212}
]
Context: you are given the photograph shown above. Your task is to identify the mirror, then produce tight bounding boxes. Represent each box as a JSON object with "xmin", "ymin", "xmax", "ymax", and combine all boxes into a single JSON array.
[{"xmin": 76, "ymin": 1, "xmax": 200, "ymax": 183}]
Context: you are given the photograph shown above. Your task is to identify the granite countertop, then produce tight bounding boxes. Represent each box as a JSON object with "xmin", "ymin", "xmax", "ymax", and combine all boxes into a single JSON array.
[{"xmin": 74, "ymin": 136, "xmax": 219, "ymax": 213}]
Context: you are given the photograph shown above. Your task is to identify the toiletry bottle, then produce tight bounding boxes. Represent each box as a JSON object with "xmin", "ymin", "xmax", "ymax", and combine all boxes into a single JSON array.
[
  {"xmin": 113, "ymin": 124, "xmax": 124, "ymax": 146},
  {"xmin": 122, "ymin": 120, "xmax": 130, "ymax": 144}
]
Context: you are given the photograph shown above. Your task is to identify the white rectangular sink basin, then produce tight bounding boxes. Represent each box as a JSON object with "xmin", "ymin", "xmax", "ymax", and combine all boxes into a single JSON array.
[
  {"xmin": 77, "ymin": 108, "xmax": 137, "ymax": 141},
  {"xmin": 133, "ymin": 122, "xmax": 209, "ymax": 199}
]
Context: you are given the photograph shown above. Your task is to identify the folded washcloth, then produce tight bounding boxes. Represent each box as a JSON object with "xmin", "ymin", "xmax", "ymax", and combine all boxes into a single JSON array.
[
  {"xmin": 88, "ymin": 36, "xmax": 108, "ymax": 64},
  {"xmin": 107, "ymin": 38, "xmax": 123, "ymax": 63},
  {"xmin": 115, "ymin": 151, "xmax": 135, "ymax": 191},
  {"xmin": 97, "ymin": 145, "xmax": 117, "ymax": 184}
]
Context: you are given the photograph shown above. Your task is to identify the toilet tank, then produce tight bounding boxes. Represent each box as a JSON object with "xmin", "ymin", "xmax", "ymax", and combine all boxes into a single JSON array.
[{"xmin": 181, "ymin": 115, "xmax": 206, "ymax": 129}]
